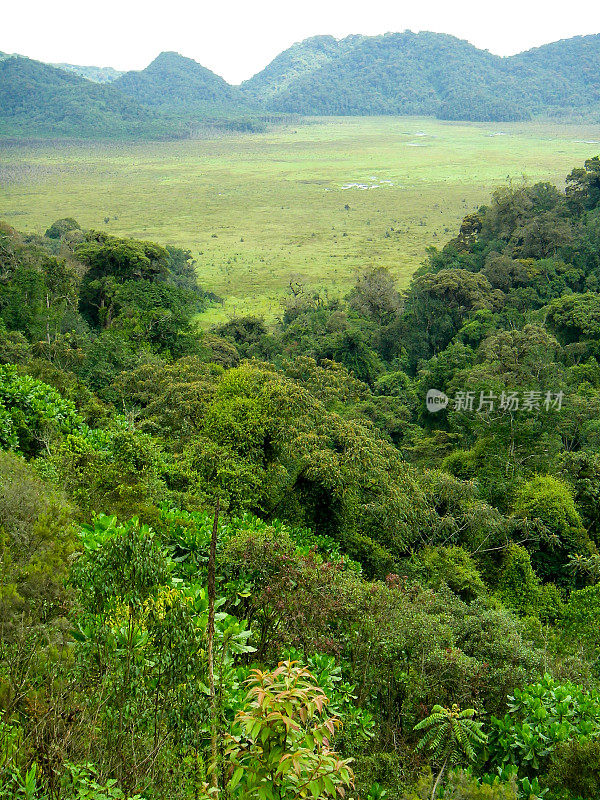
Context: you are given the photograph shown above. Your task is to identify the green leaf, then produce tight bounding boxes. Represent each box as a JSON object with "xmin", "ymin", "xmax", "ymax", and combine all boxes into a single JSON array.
[{"xmin": 229, "ymin": 766, "xmax": 244, "ymax": 791}]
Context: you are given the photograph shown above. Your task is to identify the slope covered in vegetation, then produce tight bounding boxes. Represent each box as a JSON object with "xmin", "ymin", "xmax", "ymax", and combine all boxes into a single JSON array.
[
  {"xmin": 243, "ymin": 31, "xmax": 600, "ymax": 121},
  {"xmin": 51, "ymin": 63, "xmax": 124, "ymax": 83},
  {"xmin": 2, "ymin": 32, "xmax": 600, "ymax": 138},
  {"xmin": 0, "ymin": 53, "xmax": 263, "ymax": 138},
  {"xmin": 113, "ymin": 52, "xmax": 258, "ymax": 119},
  {"xmin": 240, "ymin": 34, "xmax": 357, "ymax": 103},
  {"xmin": 0, "ymin": 55, "xmax": 180, "ymax": 138},
  {"xmin": 2, "ymin": 157, "xmax": 600, "ymax": 798}
]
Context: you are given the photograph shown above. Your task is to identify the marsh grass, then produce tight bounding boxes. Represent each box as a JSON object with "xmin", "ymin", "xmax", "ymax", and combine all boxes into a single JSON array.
[{"xmin": 2, "ymin": 116, "xmax": 600, "ymax": 323}]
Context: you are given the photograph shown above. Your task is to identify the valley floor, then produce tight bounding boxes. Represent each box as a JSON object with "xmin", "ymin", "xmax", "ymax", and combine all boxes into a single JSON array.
[{"xmin": 2, "ymin": 116, "xmax": 600, "ymax": 323}]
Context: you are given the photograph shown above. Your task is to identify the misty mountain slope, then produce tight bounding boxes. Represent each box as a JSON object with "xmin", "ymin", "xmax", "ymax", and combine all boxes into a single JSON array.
[
  {"xmin": 241, "ymin": 32, "xmax": 524, "ymax": 118},
  {"xmin": 52, "ymin": 63, "xmax": 124, "ymax": 83},
  {"xmin": 509, "ymin": 34, "xmax": 600, "ymax": 112},
  {"xmin": 3, "ymin": 31, "xmax": 600, "ymax": 139},
  {"xmin": 241, "ymin": 34, "xmax": 361, "ymax": 102}
]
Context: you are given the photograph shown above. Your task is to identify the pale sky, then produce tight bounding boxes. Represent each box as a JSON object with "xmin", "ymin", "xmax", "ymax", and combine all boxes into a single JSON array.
[{"xmin": 4, "ymin": 0, "xmax": 600, "ymax": 84}]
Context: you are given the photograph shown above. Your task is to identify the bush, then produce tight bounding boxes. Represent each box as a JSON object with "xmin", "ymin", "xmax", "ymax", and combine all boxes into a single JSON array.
[
  {"xmin": 512, "ymin": 475, "xmax": 592, "ymax": 583},
  {"xmin": 413, "ymin": 546, "xmax": 485, "ymax": 601},
  {"xmin": 496, "ymin": 543, "xmax": 562, "ymax": 620},
  {"xmin": 44, "ymin": 217, "xmax": 81, "ymax": 239},
  {"xmin": 560, "ymin": 582, "xmax": 600, "ymax": 662},
  {"xmin": 403, "ymin": 769, "xmax": 517, "ymax": 799},
  {"xmin": 545, "ymin": 738, "xmax": 600, "ymax": 799},
  {"xmin": 487, "ymin": 674, "xmax": 600, "ymax": 779},
  {"xmin": 0, "ymin": 364, "xmax": 86, "ymax": 456},
  {"xmin": 0, "ymin": 449, "xmax": 75, "ymax": 626},
  {"xmin": 224, "ymin": 661, "xmax": 354, "ymax": 800}
]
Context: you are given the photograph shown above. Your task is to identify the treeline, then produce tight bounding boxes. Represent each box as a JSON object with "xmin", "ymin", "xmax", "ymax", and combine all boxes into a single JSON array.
[
  {"xmin": 0, "ymin": 56, "xmax": 186, "ymax": 140},
  {"xmin": 2, "ymin": 158, "xmax": 600, "ymax": 799}
]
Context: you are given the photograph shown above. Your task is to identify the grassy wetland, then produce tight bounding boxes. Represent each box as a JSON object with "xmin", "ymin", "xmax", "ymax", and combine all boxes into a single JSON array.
[{"xmin": 2, "ymin": 116, "xmax": 600, "ymax": 322}]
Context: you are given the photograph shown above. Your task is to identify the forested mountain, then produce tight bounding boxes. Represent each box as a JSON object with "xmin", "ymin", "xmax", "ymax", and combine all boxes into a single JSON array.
[
  {"xmin": 1, "ymin": 52, "xmax": 124, "ymax": 83},
  {"xmin": 2, "ymin": 31, "xmax": 600, "ymax": 137},
  {"xmin": 0, "ymin": 55, "xmax": 180, "ymax": 138},
  {"xmin": 0, "ymin": 52, "xmax": 261, "ymax": 137},
  {"xmin": 242, "ymin": 31, "xmax": 600, "ymax": 120},
  {"xmin": 241, "ymin": 34, "xmax": 360, "ymax": 102},
  {"xmin": 52, "ymin": 63, "xmax": 124, "ymax": 83},
  {"xmin": 509, "ymin": 35, "xmax": 600, "ymax": 114},
  {"xmin": 3, "ymin": 156, "xmax": 600, "ymax": 798},
  {"xmin": 113, "ymin": 51, "xmax": 257, "ymax": 117},
  {"xmin": 244, "ymin": 31, "xmax": 520, "ymax": 119}
]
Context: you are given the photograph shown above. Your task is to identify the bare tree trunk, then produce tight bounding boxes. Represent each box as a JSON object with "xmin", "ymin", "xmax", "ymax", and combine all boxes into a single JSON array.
[
  {"xmin": 207, "ymin": 498, "xmax": 220, "ymax": 796},
  {"xmin": 46, "ymin": 293, "xmax": 51, "ymax": 346},
  {"xmin": 431, "ymin": 756, "xmax": 448, "ymax": 800}
]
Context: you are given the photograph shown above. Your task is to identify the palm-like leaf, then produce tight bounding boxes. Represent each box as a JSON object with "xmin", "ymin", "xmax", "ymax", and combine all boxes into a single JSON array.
[
  {"xmin": 414, "ymin": 704, "xmax": 488, "ymax": 799},
  {"xmin": 414, "ymin": 703, "xmax": 487, "ymax": 765}
]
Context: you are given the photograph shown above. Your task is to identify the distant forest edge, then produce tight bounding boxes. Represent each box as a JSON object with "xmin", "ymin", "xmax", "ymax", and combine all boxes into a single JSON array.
[{"xmin": 2, "ymin": 31, "xmax": 600, "ymax": 138}]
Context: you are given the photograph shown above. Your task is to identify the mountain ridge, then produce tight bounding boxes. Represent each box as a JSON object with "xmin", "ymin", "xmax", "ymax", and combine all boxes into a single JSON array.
[
  {"xmin": 112, "ymin": 51, "xmax": 256, "ymax": 116},
  {"xmin": 2, "ymin": 31, "xmax": 600, "ymax": 138},
  {"xmin": 240, "ymin": 31, "xmax": 600, "ymax": 120},
  {"xmin": 0, "ymin": 54, "xmax": 176, "ymax": 138}
]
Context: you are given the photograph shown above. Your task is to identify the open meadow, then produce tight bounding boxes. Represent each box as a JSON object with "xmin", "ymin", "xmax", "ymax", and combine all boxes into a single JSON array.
[{"xmin": 2, "ymin": 116, "xmax": 600, "ymax": 323}]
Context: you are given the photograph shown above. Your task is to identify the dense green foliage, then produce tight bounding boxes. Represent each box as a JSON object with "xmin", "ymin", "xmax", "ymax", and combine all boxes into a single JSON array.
[
  {"xmin": 242, "ymin": 31, "xmax": 600, "ymax": 121},
  {"xmin": 3, "ymin": 155, "xmax": 600, "ymax": 799},
  {"xmin": 113, "ymin": 52, "xmax": 257, "ymax": 120},
  {"xmin": 0, "ymin": 56, "xmax": 180, "ymax": 139},
  {"xmin": 0, "ymin": 54, "xmax": 263, "ymax": 139},
  {"xmin": 240, "ymin": 35, "xmax": 356, "ymax": 104}
]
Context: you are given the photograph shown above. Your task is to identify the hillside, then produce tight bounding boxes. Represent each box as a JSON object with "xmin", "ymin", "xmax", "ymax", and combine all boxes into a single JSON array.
[
  {"xmin": 3, "ymin": 154, "xmax": 600, "ymax": 798},
  {"xmin": 0, "ymin": 55, "xmax": 181, "ymax": 138},
  {"xmin": 509, "ymin": 34, "xmax": 600, "ymax": 115},
  {"xmin": 241, "ymin": 30, "xmax": 600, "ymax": 121},
  {"xmin": 0, "ymin": 52, "xmax": 263, "ymax": 138},
  {"xmin": 245, "ymin": 31, "xmax": 523, "ymax": 120},
  {"xmin": 113, "ymin": 51, "xmax": 258, "ymax": 118},
  {"xmin": 241, "ymin": 34, "xmax": 360, "ymax": 102}
]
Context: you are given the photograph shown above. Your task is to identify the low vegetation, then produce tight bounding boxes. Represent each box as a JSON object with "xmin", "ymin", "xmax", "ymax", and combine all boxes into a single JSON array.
[{"xmin": 3, "ymin": 117, "xmax": 599, "ymax": 322}]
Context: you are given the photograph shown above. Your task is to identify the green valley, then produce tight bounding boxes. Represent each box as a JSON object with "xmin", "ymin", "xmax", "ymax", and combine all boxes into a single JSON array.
[
  {"xmin": 3, "ymin": 117, "xmax": 600, "ymax": 323},
  {"xmin": 5, "ymin": 15, "xmax": 600, "ymax": 800}
]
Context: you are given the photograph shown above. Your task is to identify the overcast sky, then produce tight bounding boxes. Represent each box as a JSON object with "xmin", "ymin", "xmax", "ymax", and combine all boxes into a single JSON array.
[{"xmin": 4, "ymin": 0, "xmax": 600, "ymax": 84}]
